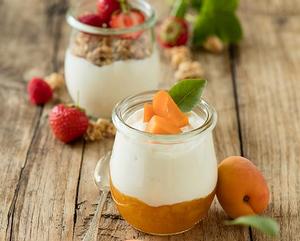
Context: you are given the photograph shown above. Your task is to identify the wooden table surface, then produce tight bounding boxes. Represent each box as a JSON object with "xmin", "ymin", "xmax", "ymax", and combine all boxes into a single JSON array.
[{"xmin": 0, "ymin": 0, "xmax": 299, "ymax": 240}]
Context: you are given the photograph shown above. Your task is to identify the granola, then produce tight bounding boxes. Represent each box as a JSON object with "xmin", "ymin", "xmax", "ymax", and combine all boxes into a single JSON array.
[
  {"xmin": 85, "ymin": 118, "xmax": 116, "ymax": 141},
  {"xmin": 71, "ymin": 32, "xmax": 152, "ymax": 67}
]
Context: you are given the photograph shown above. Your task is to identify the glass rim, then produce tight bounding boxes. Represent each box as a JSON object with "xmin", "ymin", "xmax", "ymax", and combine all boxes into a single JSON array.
[
  {"xmin": 66, "ymin": 0, "xmax": 156, "ymax": 35},
  {"xmin": 112, "ymin": 90, "xmax": 218, "ymax": 143}
]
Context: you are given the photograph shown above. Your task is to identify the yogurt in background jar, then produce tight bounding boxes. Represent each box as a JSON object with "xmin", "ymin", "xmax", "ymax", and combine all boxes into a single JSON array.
[
  {"xmin": 65, "ymin": 48, "xmax": 161, "ymax": 117},
  {"xmin": 65, "ymin": 0, "xmax": 160, "ymax": 118}
]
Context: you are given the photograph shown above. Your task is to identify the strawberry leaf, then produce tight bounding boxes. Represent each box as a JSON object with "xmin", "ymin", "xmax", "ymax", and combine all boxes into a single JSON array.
[
  {"xmin": 225, "ymin": 215, "xmax": 280, "ymax": 237},
  {"xmin": 171, "ymin": 0, "xmax": 188, "ymax": 18},
  {"xmin": 169, "ymin": 79, "xmax": 207, "ymax": 112}
]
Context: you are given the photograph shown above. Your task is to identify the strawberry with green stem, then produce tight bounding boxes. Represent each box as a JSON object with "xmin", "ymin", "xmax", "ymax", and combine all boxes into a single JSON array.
[
  {"xmin": 109, "ymin": 0, "xmax": 145, "ymax": 39},
  {"xmin": 157, "ymin": 0, "xmax": 189, "ymax": 48}
]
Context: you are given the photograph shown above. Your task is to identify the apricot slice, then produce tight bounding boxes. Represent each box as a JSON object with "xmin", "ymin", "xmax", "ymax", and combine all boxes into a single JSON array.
[
  {"xmin": 216, "ymin": 156, "xmax": 270, "ymax": 219},
  {"xmin": 152, "ymin": 90, "xmax": 189, "ymax": 128},
  {"xmin": 143, "ymin": 103, "xmax": 154, "ymax": 122},
  {"xmin": 146, "ymin": 115, "xmax": 181, "ymax": 134}
]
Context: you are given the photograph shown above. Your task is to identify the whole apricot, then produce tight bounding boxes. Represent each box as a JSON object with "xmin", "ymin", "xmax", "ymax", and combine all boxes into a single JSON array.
[{"xmin": 216, "ymin": 156, "xmax": 270, "ymax": 218}]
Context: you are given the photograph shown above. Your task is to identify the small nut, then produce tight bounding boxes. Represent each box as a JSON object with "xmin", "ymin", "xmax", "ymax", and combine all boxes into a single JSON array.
[
  {"xmin": 45, "ymin": 73, "xmax": 65, "ymax": 90},
  {"xmin": 84, "ymin": 118, "xmax": 116, "ymax": 141},
  {"xmin": 85, "ymin": 121, "xmax": 104, "ymax": 141},
  {"xmin": 174, "ymin": 61, "xmax": 204, "ymax": 80},
  {"xmin": 203, "ymin": 36, "xmax": 224, "ymax": 54},
  {"xmin": 164, "ymin": 46, "xmax": 191, "ymax": 69}
]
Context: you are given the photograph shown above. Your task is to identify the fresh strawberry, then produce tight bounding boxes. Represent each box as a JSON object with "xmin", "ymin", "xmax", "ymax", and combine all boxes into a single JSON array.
[
  {"xmin": 78, "ymin": 13, "xmax": 105, "ymax": 27},
  {"xmin": 157, "ymin": 16, "xmax": 188, "ymax": 48},
  {"xmin": 97, "ymin": 0, "xmax": 120, "ymax": 24},
  {"xmin": 27, "ymin": 77, "xmax": 53, "ymax": 105},
  {"xmin": 49, "ymin": 104, "xmax": 89, "ymax": 143},
  {"xmin": 109, "ymin": 9, "xmax": 145, "ymax": 39}
]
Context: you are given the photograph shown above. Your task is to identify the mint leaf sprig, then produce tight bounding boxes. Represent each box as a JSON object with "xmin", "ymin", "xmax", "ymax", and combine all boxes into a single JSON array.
[
  {"xmin": 192, "ymin": 0, "xmax": 243, "ymax": 45},
  {"xmin": 225, "ymin": 215, "xmax": 280, "ymax": 237},
  {"xmin": 169, "ymin": 79, "xmax": 207, "ymax": 112}
]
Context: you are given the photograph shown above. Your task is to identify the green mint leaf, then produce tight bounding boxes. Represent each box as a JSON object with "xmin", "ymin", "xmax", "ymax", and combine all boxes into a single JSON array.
[
  {"xmin": 225, "ymin": 215, "xmax": 280, "ymax": 237},
  {"xmin": 169, "ymin": 79, "xmax": 207, "ymax": 112},
  {"xmin": 192, "ymin": 0, "xmax": 243, "ymax": 45}
]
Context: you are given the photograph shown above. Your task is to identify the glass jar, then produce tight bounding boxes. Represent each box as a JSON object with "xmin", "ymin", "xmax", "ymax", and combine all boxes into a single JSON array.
[
  {"xmin": 65, "ymin": 0, "xmax": 160, "ymax": 118},
  {"xmin": 110, "ymin": 91, "xmax": 218, "ymax": 235}
]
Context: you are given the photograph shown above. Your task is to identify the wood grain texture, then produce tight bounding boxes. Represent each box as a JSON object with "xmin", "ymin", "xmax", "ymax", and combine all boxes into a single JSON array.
[
  {"xmin": 240, "ymin": 0, "xmax": 300, "ymax": 15},
  {"xmin": 10, "ymin": 113, "xmax": 83, "ymax": 241},
  {"xmin": 236, "ymin": 2, "xmax": 300, "ymax": 241},
  {"xmin": 0, "ymin": 0, "xmax": 299, "ymax": 239},
  {"xmin": 0, "ymin": 0, "xmax": 84, "ymax": 240},
  {"xmin": 0, "ymin": 86, "xmax": 40, "ymax": 241},
  {"xmin": 0, "ymin": 0, "xmax": 65, "ymax": 240}
]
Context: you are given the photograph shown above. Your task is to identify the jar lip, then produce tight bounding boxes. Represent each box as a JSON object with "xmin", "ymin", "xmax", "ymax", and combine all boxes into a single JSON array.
[
  {"xmin": 66, "ymin": 0, "xmax": 156, "ymax": 35},
  {"xmin": 112, "ymin": 90, "xmax": 218, "ymax": 143}
]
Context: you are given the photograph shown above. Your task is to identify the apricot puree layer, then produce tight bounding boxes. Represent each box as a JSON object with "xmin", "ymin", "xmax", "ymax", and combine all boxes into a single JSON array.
[{"xmin": 110, "ymin": 182, "xmax": 215, "ymax": 235}]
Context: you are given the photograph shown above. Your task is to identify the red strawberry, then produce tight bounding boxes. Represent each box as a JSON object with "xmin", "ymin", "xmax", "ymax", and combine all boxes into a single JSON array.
[
  {"xmin": 97, "ymin": 0, "xmax": 120, "ymax": 24},
  {"xmin": 109, "ymin": 9, "xmax": 145, "ymax": 39},
  {"xmin": 157, "ymin": 16, "xmax": 188, "ymax": 48},
  {"xmin": 49, "ymin": 104, "xmax": 89, "ymax": 143},
  {"xmin": 27, "ymin": 77, "xmax": 53, "ymax": 105},
  {"xmin": 78, "ymin": 13, "xmax": 105, "ymax": 27}
]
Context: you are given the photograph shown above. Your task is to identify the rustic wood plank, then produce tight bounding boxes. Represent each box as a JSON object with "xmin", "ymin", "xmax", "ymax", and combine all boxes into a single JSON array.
[
  {"xmin": 0, "ymin": 87, "xmax": 40, "ymax": 241},
  {"xmin": 11, "ymin": 112, "xmax": 83, "ymax": 241},
  {"xmin": 0, "ymin": 0, "xmax": 84, "ymax": 241},
  {"xmin": 71, "ymin": 1, "xmax": 248, "ymax": 240},
  {"xmin": 236, "ymin": 2, "xmax": 300, "ymax": 241},
  {"xmin": 0, "ymin": 0, "xmax": 60, "ymax": 87},
  {"xmin": 240, "ymin": 0, "xmax": 300, "ymax": 15},
  {"xmin": 0, "ymin": 0, "xmax": 67, "ymax": 240}
]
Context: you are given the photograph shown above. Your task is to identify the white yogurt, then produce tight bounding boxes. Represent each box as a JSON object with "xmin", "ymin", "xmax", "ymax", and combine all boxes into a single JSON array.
[
  {"xmin": 65, "ymin": 50, "xmax": 161, "ymax": 118},
  {"xmin": 110, "ymin": 109, "xmax": 218, "ymax": 207}
]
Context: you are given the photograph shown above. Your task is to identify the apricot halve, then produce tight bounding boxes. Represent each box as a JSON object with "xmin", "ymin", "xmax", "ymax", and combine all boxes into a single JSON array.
[
  {"xmin": 152, "ymin": 90, "xmax": 189, "ymax": 128},
  {"xmin": 143, "ymin": 103, "xmax": 154, "ymax": 122},
  {"xmin": 146, "ymin": 115, "xmax": 181, "ymax": 134}
]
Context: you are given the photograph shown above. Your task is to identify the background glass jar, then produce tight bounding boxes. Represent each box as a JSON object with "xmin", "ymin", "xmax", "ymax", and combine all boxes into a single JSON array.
[
  {"xmin": 65, "ymin": 0, "xmax": 160, "ymax": 118},
  {"xmin": 110, "ymin": 91, "xmax": 218, "ymax": 235}
]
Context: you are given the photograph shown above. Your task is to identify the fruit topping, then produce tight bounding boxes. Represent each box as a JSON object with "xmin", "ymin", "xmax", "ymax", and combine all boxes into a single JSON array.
[
  {"xmin": 109, "ymin": 8, "xmax": 145, "ymax": 39},
  {"xmin": 97, "ymin": 0, "xmax": 120, "ymax": 24},
  {"xmin": 146, "ymin": 115, "xmax": 181, "ymax": 135},
  {"xmin": 27, "ymin": 77, "xmax": 53, "ymax": 105},
  {"xmin": 143, "ymin": 103, "xmax": 154, "ymax": 122},
  {"xmin": 49, "ymin": 104, "xmax": 89, "ymax": 143},
  {"xmin": 78, "ymin": 13, "xmax": 106, "ymax": 27},
  {"xmin": 152, "ymin": 90, "xmax": 189, "ymax": 128},
  {"xmin": 143, "ymin": 79, "xmax": 207, "ymax": 134}
]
